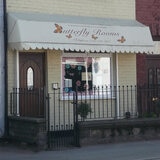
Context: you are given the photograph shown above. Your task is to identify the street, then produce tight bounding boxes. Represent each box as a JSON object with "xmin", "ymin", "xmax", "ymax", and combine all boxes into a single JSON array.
[{"xmin": 1, "ymin": 140, "xmax": 160, "ymax": 160}]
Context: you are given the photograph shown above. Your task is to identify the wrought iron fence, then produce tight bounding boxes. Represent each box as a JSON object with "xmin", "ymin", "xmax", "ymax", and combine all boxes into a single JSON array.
[
  {"xmin": 46, "ymin": 85, "xmax": 138, "ymax": 127},
  {"xmin": 10, "ymin": 85, "xmax": 160, "ymax": 149},
  {"xmin": 137, "ymin": 86, "xmax": 160, "ymax": 117},
  {"xmin": 10, "ymin": 88, "xmax": 45, "ymax": 117},
  {"xmin": 10, "ymin": 85, "xmax": 160, "ymax": 120}
]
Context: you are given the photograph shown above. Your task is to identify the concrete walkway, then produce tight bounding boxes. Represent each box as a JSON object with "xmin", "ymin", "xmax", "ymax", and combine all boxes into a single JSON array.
[{"xmin": 1, "ymin": 140, "xmax": 160, "ymax": 160}]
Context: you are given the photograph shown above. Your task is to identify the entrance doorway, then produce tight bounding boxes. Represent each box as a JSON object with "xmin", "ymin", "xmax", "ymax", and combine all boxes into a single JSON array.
[
  {"xmin": 137, "ymin": 54, "xmax": 160, "ymax": 115},
  {"xmin": 19, "ymin": 52, "xmax": 45, "ymax": 117}
]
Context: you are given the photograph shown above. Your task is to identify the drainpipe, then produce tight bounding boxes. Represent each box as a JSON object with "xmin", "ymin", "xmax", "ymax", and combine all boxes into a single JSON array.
[
  {"xmin": 3, "ymin": 0, "xmax": 8, "ymax": 137},
  {"xmin": 116, "ymin": 53, "xmax": 120, "ymax": 119}
]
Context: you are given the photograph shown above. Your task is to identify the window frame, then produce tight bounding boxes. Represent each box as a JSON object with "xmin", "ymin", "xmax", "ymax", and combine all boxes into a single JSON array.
[{"xmin": 61, "ymin": 52, "xmax": 114, "ymax": 100}]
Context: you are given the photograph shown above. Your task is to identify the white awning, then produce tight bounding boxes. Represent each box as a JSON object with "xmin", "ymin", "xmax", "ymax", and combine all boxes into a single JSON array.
[{"xmin": 8, "ymin": 12, "xmax": 154, "ymax": 53}]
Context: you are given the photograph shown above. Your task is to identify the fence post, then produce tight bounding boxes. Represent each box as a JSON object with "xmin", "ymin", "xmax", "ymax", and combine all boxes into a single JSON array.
[
  {"xmin": 46, "ymin": 93, "xmax": 51, "ymax": 149},
  {"xmin": 137, "ymin": 86, "xmax": 142, "ymax": 117},
  {"xmin": 73, "ymin": 89, "xmax": 80, "ymax": 147},
  {"xmin": 114, "ymin": 86, "xmax": 118, "ymax": 119}
]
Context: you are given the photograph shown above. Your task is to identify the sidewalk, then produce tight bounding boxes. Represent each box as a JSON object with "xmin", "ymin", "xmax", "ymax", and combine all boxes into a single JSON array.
[{"xmin": 1, "ymin": 140, "xmax": 160, "ymax": 160}]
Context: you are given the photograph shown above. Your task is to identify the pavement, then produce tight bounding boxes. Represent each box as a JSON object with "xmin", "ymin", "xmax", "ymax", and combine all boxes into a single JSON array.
[{"xmin": 1, "ymin": 140, "xmax": 160, "ymax": 160}]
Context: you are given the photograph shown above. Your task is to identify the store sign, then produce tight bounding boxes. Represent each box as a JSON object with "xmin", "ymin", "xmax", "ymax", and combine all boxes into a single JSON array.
[
  {"xmin": 8, "ymin": 13, "xmax": 154, "ymax": 52},
  {"xmin": 53, "ymin": 23, "xmax": 127, "ymax": 45}
]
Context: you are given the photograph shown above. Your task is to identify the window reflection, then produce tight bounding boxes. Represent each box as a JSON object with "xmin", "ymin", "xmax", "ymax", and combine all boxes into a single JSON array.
[
  {"xmin": 62, "ymin": 57, "xmax": 111, "ymax": 93},
  {"xmin": 148, "ymin": 68, "xmax": 154, "ymax": 87}
]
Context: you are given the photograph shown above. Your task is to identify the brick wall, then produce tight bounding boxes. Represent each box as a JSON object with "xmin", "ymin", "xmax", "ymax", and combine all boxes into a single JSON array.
[
  {"xmin": 7, "ymin": 0, "xmax": 135, "ymax": 19},
  {"xmin": 136, "ymin": 0, "xmax": 160, "ymax": 37},
  {"xmin": 136, "ymin": 54, "xmax": 147, "ymax": 87},
  {"xmin": 8, "ymin": 116, "xmax": 47, "ymax": 149}
]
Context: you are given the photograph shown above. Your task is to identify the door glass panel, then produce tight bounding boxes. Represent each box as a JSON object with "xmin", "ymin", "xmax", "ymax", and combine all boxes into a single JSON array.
[
  {"xmin": 156, "ymin": 68, "xmax": 160, "ymax": 85},
  {"xmin": 148, "ymin": 68, "xmax": 154, "ymax": 87},
  {"xmin": 27, "ymin": 67, "xmax": 34, "ymax": 90}
]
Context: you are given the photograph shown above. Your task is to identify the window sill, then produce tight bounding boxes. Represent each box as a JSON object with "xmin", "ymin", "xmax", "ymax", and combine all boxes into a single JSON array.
[{"xmin": 60, "ymin": 94, "xmax": 116, "ymax": 101}]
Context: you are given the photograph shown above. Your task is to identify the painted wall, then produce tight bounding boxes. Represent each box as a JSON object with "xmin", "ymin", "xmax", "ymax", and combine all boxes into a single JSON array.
[
  {"xmin": 46, "ymin": 52, "xmax": 137, "ymax": 91},
  {"xmin": 118, "ymin": 53, "xmax": 136, "ymax": 86},
  {"xmin": 7, "ymin": 50, "xmax": 17, "ymax": 96},
  {"xmin": 0, "ymin": 0, "xmax": 4, "ymax": 137},
  {"xmin": 7, "ymin": 0, "xmax": 135, "ymax": 19},
  {"xmin": 7, "ymin": 0, "xmax": 137, "ymax": 88},
  {"xmin": 47, "ymin": 50, "xmax": 61, "ymax": 93}
]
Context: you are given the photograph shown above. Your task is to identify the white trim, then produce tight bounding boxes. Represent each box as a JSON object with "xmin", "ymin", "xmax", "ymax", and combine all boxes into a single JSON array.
[
  {"xmin": 61, "ymin": 93, "xmax": 115, "ymax": 101},
  {"xmin": 153, "ymin": 41, "xmax": 160, "ymax": 54}
]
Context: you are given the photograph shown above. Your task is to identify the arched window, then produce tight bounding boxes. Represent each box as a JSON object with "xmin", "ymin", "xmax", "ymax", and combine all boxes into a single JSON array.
[
  {"xmin": 27, "ymin": 67, "xmax": 34, "ymax": 90},
  {"xmin": 148, "ymin": 68, "xmax": 154, "ymax": 87}
]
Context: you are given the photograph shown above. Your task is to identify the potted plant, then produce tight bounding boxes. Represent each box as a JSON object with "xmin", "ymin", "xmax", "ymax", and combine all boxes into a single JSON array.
[
  {"xmin": 77, "ymin": 101, "xmax": 92, "ymax": 120},
  {"xmin": 152, "ymin": 97, "xmax": 160, "ymax": 117}
]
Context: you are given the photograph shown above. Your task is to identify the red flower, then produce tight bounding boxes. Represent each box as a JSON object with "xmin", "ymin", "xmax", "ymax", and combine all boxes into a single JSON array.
[{"xmin": 76, "ymin": 80, "xmax": 81, "ymax": 86}]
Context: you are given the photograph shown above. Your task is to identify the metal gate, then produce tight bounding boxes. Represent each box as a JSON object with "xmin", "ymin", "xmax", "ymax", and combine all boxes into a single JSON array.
[{"xmin": 47, "ymin": 89, "xmax": 80, "ymax": 149}]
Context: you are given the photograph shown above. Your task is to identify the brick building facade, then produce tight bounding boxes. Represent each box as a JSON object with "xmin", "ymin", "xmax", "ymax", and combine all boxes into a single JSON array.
[
  {"xmin": 136, "ymin": 0, "xmax": 160, "ymax": 40},
  {"xmin": 136, "ymin": 0, "xmax": 160, "ymax": 87}
]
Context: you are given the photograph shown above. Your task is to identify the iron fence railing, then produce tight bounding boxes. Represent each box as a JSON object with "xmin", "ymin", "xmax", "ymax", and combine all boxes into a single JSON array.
[
  {"xmin": 10, "ymin": 88, "xmax": 45, "ymax": 118},
  {"xmin": 44, "ymin": 85, "xmax": 138, "ymax": 133},
  {"xmin": 137, "ymin": 86, "xmax": 160, "ymax": 117},
  {"xmin": 10, "ymin": 86, "xmax": 160, "ymax": 120},
  {"xmin": 9, "ymin": 85, "xmax": 160, "ymax": 149}
]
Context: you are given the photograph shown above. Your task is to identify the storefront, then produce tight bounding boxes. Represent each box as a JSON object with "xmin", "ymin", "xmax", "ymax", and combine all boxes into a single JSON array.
[{"xmin": 7, "ymin": 12, "xmax": 154, "ymax": 119}]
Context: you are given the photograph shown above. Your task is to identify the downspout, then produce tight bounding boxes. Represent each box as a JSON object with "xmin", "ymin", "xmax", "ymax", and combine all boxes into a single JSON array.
[
  {"xmin": 3, "ymin": 0, "xmax": 8, "ymax": 137},
  {"xmin": 116, "ymin": 53, "xmax": 120, "ymax": 119}
]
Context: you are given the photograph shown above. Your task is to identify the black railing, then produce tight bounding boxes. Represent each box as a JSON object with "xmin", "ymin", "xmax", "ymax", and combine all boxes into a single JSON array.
[
  {"xmin": 77, "ymin": 85, "xmax": 137, "ymax": 120},
  {"xmin": 46, "ymin": 85, "xmax": 138, "ymax": 124},
  {"xmin": 137, "ymin": 86, "xmax": 160, "ymax": 117},
  {"xmin": 10, "ymin": 86, "xmax": 160, "ymax": 119},
  {"xmin": 10, "ymin": 85, "xmax": 160, "ymax": 149},
  {"xmin": 10, "ymin": 88, "xmax": 45, "ymax": 118}
]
